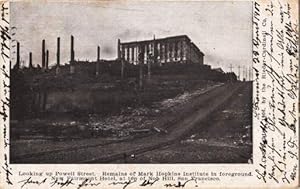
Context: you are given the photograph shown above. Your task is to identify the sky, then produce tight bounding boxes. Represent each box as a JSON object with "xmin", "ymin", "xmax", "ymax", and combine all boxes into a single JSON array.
[{"xmin": 11, "ymin": 1, "xmax": 252, "ymax": 74}]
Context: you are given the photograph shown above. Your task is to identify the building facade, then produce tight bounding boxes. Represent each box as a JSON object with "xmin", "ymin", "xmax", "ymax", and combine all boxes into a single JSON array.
[{"xmin": 117, "ymin": 35, "xmax": 204, "ymax": 65}]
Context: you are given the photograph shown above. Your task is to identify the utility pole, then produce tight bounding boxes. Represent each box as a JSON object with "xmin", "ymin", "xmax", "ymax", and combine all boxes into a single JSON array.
[
  {"xmin": 243, "ymin": 66, "xmax": 245, "ymax": 81},
  {"xmin": 229, "ymin": 64, "xmax": 233, "ymax": 72},
  {"xmin": 238, "ymin": 65, "xmax": 240, "ymax": 81},
  {"xmin": 249, "ymin": 66, "xmax": 251, "ymax": 81},
  {"xmin": 245, "ymin": 66, "xmax": 248, "ymax": 81}
]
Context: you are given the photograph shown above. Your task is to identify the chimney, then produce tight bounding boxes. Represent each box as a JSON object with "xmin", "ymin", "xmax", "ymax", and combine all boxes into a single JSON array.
[
  {"xmin": 117, "ymin": 39, "xmax": 121, "ymax": 60},
  {"xmin": 70, "ymin": 35, "xmax": 75, "ymax": 74},
  {"xmin": 153, "ymin": 35, "xmax": 156, "ymax": 65},
  {"xmin": 42, "ymin": 39, "xmax": 45, "ymax": 69},
  {"xmin": 57, "ymin": 37, "xmax": 60, "ymax": 66},
  {"xmin": 97, "ymin": 46, "xmax": 100, "ymax": 62},
  {"xmin": 29, "ymin": 52, "xmax": 33, "ymax": 68},
  {"xmin": 96, "ymin": 45, "xmax": 100, "ymax": 76},
  {"xmin": 46, "ymin": 49, "xmax": 49, "ymax": 69},
  {"xmin": 70, "ymin": 35, "xmax": 74, "ymax": 63}
]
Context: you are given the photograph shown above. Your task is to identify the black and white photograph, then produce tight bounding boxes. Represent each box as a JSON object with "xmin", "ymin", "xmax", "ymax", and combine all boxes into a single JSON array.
[{"xmin": 9, "ymin": 1, "xmax": 253, "ymax": 164}]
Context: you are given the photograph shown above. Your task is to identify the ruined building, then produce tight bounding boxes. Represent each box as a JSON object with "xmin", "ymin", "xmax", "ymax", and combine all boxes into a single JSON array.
[{"xmin": 117, "ymin": 35, "xmax": 204, "ymax": 65}]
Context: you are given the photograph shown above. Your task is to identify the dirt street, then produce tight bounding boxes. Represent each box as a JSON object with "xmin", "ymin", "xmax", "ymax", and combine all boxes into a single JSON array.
[
  {"xmin": 12, "ymin": 82, "xmax": 249, "ymax": 163},
  {"xmin": 122, "ymin": 82, "xmax": 252, "ymax": 163}
]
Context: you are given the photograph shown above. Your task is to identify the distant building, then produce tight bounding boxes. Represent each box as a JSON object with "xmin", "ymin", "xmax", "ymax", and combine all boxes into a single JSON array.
[
  {"xmin": 226, "ymin": 72, "xmax": 237, "ymax": 81},
  {"xmin": 213, "ymin": 68, "xmax": 225, "ymax": 73},
  {"xmin": 117, "ymin": 35, "xmax": 204, "ymax": 65}
]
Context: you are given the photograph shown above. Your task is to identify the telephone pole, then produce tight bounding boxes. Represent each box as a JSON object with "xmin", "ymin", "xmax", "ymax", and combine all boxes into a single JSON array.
[
  {"xmin": 237, "ymin": 65, "xmax": 240, "ymax": 81},
  {"xmin": 229, "ymin": 64, "xmax": 233, "ymax": 72},
  {"xmin": 248, "ymin": 66, "xmax": 251, "ymax": 81}
]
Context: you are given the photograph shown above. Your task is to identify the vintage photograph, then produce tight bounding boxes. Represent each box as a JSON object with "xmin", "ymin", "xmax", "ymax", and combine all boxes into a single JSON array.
[{"xmin": 10, "ymin": 1, "xmax": 253, "ymax": 163}]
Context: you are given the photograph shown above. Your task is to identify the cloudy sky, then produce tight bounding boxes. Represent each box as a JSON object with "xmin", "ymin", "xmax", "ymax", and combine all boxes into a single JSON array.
[{"xmin": 11, "ymin": 1, "xmax": 252, "ymax": 74}]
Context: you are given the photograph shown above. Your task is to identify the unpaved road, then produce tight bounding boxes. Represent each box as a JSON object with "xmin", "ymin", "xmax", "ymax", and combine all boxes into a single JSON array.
[
  {"xmin": 12, "ymin": 82, "xmax": 247, "ymax": 163},
  {"xmin": 122, "ymin": 82, "xmax": 252, "ymax": 163}
]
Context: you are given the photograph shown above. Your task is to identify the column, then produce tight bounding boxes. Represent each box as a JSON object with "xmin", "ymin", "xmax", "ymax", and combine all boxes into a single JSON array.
[
  {"xmin": 121, "ymin": 44, "xmax": 125, "ymax": 79},
  {"xmin": 153, "ymin": 36, "xmax": 156, "ymax": 64},
  {"xmin": 175, "ymin": 42, "xmax": 178, "ymax": 61},
  {"xmin": 138, "ymin": 45, "xmax": 144, "ymax": 89},
  {"xmin": 181, "ymin": 41, "xmax": 184, "ymax": 61},
  {"xmin": 131, "ymin": 46, "xmax": 134, "ymax": 63},
  {"xmin": 126, "ymin": 45, "xmax": 129, "ymax": 62},
  {"xmin": 161, "ymin": 43, "xmax": 165, "ymax": 63},
  {"xmin": 171, "ymin": 42, "xmax": 175, "ymax": 61},
  {"xmin": 117, "ymin": 39, "xmax": 121, "ymax": 60},
  {"xmin": 121, "ymin": 45, "xmax": 125, "ymax": 61},
  {"xmin": 166, "ymin": 42, "xmax": 169, "ymax": 63},
  {"xmin": 182, "ymin": 40, "xmax": 187, "ymax": 63}
]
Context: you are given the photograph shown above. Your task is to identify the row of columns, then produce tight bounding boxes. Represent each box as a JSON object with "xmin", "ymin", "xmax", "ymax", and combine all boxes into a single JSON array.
[{"xmin": 118, "ymin": 38, "xmax": 188, "ymax": 65}]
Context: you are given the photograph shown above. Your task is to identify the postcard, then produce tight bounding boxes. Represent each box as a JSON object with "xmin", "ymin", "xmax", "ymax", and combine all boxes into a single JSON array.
[{"xmin": 0, "ymin": 0, "xmax": 298, "ymax": 188}]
